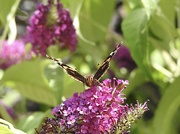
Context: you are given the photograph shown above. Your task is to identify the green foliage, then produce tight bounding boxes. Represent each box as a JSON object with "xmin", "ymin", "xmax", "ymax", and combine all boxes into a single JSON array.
[
  {"xmin": 0, "ymin": 119, "xmax": 26, "ymax": 134},
  {"xmin": 122, "ymin": 8, "xmax": 151, "ymax": 78},
  {"xmin": 17, "ymin": 110, "xmax": 52, "ymax": 134},
  {"xmin": 0, "ymin": 0, "xmax": 21, "ymax": 40},
  {"xmin": 0, "ymin": 104, "xmax": 14, "ymax": 125},
  {"xmin": 122, "ymin": 0, "xmax": 180, "ymax": 133},
  {"xmin": 153, "ymin": 76, "xmax": 180, "ymax": 134},
  {"xmin": 1, "ymin": 59, "xmax": 57, "ymax": 107}
]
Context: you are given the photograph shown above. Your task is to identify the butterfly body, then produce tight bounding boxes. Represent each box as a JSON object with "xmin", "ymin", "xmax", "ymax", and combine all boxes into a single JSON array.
[
  {"xmin": 84, "ymin": 75, "xmax": 101, "ymax": 87},
  {"xmin": 46, "ymin": 44, "xmax": 121, "ymax": 87}
]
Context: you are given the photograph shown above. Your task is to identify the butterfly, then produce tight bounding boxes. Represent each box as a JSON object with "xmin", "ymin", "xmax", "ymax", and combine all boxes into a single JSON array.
[{"xmin": 46, "ymin": 44, "xmax": 121, "ymax": 87}]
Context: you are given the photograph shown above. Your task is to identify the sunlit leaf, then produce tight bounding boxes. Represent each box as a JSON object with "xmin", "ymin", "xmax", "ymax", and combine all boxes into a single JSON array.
[
  {"xmin": 124, "ymin": 69, "xmax": 147, "ymax": 96},
  {"xmin": 1, "ymin": 59, "xmax": 57, "ymax": 107},
  {"xmin": 0, "ymin": 126, "xmax": 14, "ymax": 134},
  {"xmin": 45, "ymin": 63, "xmax": 85, "ymax": 103},
  {"xmin": 79, "ymin": 0, "xmax": 116, "ymax": 43},
  {"xmin": 17, "ymin": 111, "xmax": 51, "ymax": 134},
  {"xmin": 153, "ymin": 76, "xmax": 180, "ymax": 134},
  {"xmin": 0, "ymin": 119, "xmax": 26, "ymax": 134},
  {"xmin": 122, "ymin": 8, "xmax": 151, "ymax": 78},
  {"xmin": 0, "ymin": 0, "xmax": 18, "ymax": 25},
  {"xmin": 149, "ymin": 14, "xmax": 177, "ymax": 50}
]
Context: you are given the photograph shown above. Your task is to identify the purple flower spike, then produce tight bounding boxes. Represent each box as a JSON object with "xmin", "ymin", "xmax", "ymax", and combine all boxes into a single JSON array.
[
  {"xmin": 37, "ymin": 78, "xmax": 149, "ymax": 134},
  {"xmin": 25, "ymin": 0, "xmax": 77, "ymax": 56},
  {"xmin": 39, "ymin": 78, "xmax": 128, "ymax": 133},
  {"xmin": 114, "ymin": 100, "xmax": 149, "ymax": 134}
]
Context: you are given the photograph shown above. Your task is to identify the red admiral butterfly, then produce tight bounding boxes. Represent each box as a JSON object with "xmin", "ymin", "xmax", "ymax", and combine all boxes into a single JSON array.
[{"xmin": 46, "ymin": 44, "xmax": 121, "ymax": 87}]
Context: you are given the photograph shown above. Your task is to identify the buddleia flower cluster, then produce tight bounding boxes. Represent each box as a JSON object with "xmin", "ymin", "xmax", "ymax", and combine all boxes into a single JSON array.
[
  {"xmin": 0, "ymin": 40, "xmax": 26, "ymax": 70},
  {"xmin": 37, "ymin": 78, "xmax": 148, "ymax": 134},
  {"xmin": 25, "ymin": 0, "xmax": 77, "ymax": 56}
]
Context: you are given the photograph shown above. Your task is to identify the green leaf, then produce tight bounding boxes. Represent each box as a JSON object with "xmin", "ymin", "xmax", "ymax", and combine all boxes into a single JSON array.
[
  {"xmin": 149, "ymin": 14, "xmax": 177, "ymax": 50},
  {"xmin": 0, "ymin": 0, "xmax": 21, "ymax": 41},
  {"xmin": 45, "ymin": 63, "xmax": 84, "ymax": 103},
  {"xmin": 0, "ymin": 104, "xmax": 14, "ymax": 126},
  {"xmin": 0, "ymin": 126, "xmax": 14, "ymax": 134},
  {"xmin": 17, "ymin": 111, "xmax": 51, "ymax": 134},
  {"xmin": 122, "ymin": 8, "xmax": 151, "ymax": 78},
  {"xmin": 153, "ymin": 76, "xmax": 180, "ymax": 134},
  {"xmin": 79, "ymin": 0, "xmax": 115, "ymax": 43},
  {"xmin": 122, "ymin": 0, "xmax": 178, "ymax": 87},
  {"xmin": 44, "ymin": 65, "xmax": 64, "ymax": 103},
  {"xmin": 61, "ymin": 0, "xmax": 115, "ymax": 45},
  {"xmin": 141, "ymin": 0, "xmax": 157, "ymax": 18},
  {"xmin": 0, "ymin": 0, "xmax": 19, "ymax": 26},
  {"xmin": 63, "ymin": 70, "xmax": 84, "ymax": 98},
  {"xmin": 0, "ymin": 119, "xmax": 26, "ymax": 134},
  {"xmin": 1, "ymin": 59, "xmax": 57, "ymax": 107},
  {"xmin": 61, "ymin": 0, "xmax": 84, "ymax": 19},
  {"xmin": 124, "ymin": 69, "xmax": 147, "ymax": 96},
  {"xmin": 159, "ymin": 0, "xmax": 178, "ymax": 25}
]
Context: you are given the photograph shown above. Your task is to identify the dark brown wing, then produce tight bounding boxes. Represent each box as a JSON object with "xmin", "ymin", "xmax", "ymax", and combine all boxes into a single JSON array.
[
  {"xmin": 46, "ymin": 55, "xmax": 86, "ymax": 84},
  {"xmin": 93, "ymin": 44, "xmax": 121, "ymax": 80}
]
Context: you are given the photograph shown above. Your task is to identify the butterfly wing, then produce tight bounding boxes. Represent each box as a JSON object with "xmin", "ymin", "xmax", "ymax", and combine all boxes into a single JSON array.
[
  {"xmin": 46, "ymin": 55, "xmax": 86, "ymax": 84},
  {"xmin": 93, "ymin": 44, "xmax": 121, "ymax": 80}
]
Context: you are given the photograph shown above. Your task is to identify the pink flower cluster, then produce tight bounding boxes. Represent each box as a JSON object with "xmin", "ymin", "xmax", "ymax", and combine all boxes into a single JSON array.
[
  {"xmin": 52, "ymin": 78, "xmax": 128, "ymax": 133},
  {"xmin": 0, "ymin": 40, "xmax": 25, "ymax": 69},
  {"xmin": 37, "ymin": 78, "xmax": 148, "ymax": 134},
  {"xmin": 25, "ymin": 0, "xmax": 78, "ymax": 56}
]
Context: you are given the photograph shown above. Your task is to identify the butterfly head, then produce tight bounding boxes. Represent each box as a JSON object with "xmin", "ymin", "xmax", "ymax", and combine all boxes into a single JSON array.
[{"xmin": 85, "ymin": 75, "xmax": 101, "ymax": 87}]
